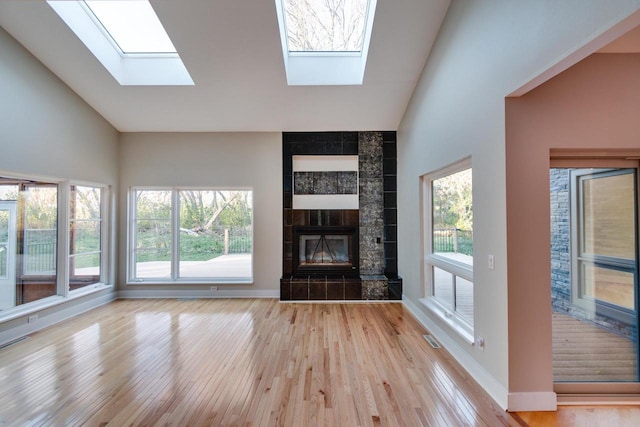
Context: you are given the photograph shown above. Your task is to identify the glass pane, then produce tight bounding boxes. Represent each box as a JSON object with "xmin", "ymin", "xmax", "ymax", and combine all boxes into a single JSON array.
[
  {"xmin": 0, "ymin": 210, "xmax": 7, "ymax": 279},
  {"xmin": 21, "ymin": 184, "xmax": 58, "ymax": 304},
  {"xmin": 283, "ymin": 0, "xmax": 369, "ymax": 52},
  {"xmin": 456, "ymin": 276, "xmax": 474, "ymax": 322},
  {"xmin": 135, "ymin": 219, "xmax": 171, "ymax": 279},
  {"xmin": 582, "ymin": 172, "xmax": 635, "ymax": 259},
  {"xmin": 24, "ymin": 186, "xmax": 57, "ymax": 275},
  {"xmin": 69, "ymin": 253, "xmax": 100, "ymax": 287},
  {"xmin": 72, "ymin": 186, "xmax": 101, "ymax": 220},
  {"xmin": 433, "ymin": 266, "xmax": 454, "ymax": 311},
  {"xmin": 136, "ymin": 190, "xmax": 171, "ymax": 220},
  {"xmin": 83, "ymin": 0, "xmax": 177, "ymax": 54},
  {"xmin": 134, "ymin": 190, "xmax": 172, "ymax": 279},
  {"xmin": 551, "ymin": 168, "xmax": 638, "ymax": 383},
  {"xmin": 178, "ymin": 190, "xmax": 252, "ymax": 279},
  {"xmin": 71, "ymin": 221, "xmax": 101, "ymax": 254},
  {"xmin": 432, "ymin": 168, "xmax": 473, "ymax": 265},
  {"xmin": 582, "ymin": 262, "xmax": 635, "ymax": 310}
]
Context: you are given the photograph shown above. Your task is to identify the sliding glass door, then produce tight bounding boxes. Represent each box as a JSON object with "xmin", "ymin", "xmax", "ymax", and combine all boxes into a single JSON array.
[{"xmin": 551, "ymin": 166, "xmax": 639, "ymax": 385}]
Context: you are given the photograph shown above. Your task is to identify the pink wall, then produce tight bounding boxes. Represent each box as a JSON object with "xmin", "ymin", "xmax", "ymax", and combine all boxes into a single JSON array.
[{"xmin": 505, "ymin": 53, "xmax": 640, "ymax": 394}]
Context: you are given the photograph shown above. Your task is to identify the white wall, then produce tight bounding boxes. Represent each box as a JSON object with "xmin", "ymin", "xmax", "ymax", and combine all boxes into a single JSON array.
[
  {"xmin": 397, "ymin": 0, "xmax": 640, "ymax": 410},
  {"xmin": 118, "ymin": 132, "xmax": 282, "ymax": 297},
  {"xmin": 0, "ymin": 27, "xmax": 119, "ymax": 342}
]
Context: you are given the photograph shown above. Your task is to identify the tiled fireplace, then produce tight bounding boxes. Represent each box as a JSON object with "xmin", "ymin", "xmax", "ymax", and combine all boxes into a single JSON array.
[{"xmin": 280, "ymin": 131, "xmax": 402, "ymax": 301}]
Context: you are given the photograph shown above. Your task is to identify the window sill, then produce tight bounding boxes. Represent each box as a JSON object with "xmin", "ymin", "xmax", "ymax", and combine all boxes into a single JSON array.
[
  {"xmin": 125, "ymin": 279, "xmax": 254, "ymax": 286},
  {"xmin": 0, "ymin": 283, "xmax": 113, "ymax": 324},
  {"xmin": 420, "ymin": 297, "xmax": 474, "ymax": 345}
]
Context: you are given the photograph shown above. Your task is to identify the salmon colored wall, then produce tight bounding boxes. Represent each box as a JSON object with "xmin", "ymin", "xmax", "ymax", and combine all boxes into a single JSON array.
[{"xmin": 505, "ymin": 53, "xmax": 640, "ymax": 394}]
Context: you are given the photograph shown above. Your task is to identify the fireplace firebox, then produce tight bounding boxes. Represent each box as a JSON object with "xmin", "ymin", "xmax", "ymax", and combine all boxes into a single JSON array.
[{"xmin": 293, "ymin": 226, "xmax": 358, "ymax": 277}]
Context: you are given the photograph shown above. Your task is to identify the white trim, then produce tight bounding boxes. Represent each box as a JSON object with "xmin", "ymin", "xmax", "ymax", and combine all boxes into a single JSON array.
[
  {"xmin": 0, "ymin": 289, "xmax": 115, "ymax": 347},
  {"xmin": 0, "ymin": 284, "xmax": 113, "ymax": 323},
  {"xmin": 507, "ymin": 392, "xmax": 557, "ymax": 412},
  {"xmin": 402, "ymin": 296, "xmax": 510, "ymax": 410},
  {"xmin": 293, "ymin": 194, "xmax": 359, "ymax": 210},
  {"xmin": 420, "ymin": 297, "xmax": 474, "ymax": 344},
  {"xmin": 118, "ymin": 288, "xmax": 279, "ymax": 299},
  {"xmin": 293, "ymin": 155, "xmax": 359, "ymax": 172}
]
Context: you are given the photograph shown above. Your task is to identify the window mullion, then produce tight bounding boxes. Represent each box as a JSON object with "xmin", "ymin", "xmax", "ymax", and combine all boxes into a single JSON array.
[
  {"xmin": 171, "ymin": 190, "xmax": 179, "ymax": 280},
  {"xmin": 58, "ymin": 181, "xmax": 70, "ymax": 298}
]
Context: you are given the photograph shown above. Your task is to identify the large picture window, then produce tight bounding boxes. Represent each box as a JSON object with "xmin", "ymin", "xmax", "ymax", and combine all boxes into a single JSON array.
[
  {"xmin": 129, "ymin": 188, "xmax": 253, "ymax": 283},
  {"xmin": 422, "ymin": 159, "xmax": 474, "ymax": 338}
]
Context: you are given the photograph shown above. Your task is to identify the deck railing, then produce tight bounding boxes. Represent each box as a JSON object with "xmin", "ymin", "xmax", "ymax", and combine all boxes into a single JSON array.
[{"xmin": 433, "ymin": 228, "xmax": 473, "ymax": 256}]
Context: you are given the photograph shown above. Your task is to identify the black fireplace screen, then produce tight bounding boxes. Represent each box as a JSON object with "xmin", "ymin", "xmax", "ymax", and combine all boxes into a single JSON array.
[
  {"xmin": 300, "ymin": 235, "xmax": 350, "ymax": 266},
  {"xmin": 293, "ymin": 227, "xmax": 358, "ymax": 276}
]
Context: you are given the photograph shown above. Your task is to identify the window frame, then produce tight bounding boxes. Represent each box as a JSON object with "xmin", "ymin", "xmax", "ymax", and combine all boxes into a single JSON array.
[
  {"xmin": 68, "ymin": 182, "xmax": 109, "ymax": 293},
  {"xmin": 569, "ymin": 167, "xmax": 638, "ymax": 324},
  {"xmin": 420, "ymin": 158, "xmax": 474, "ymax": 342},
  {"xmin": 127, "ymin": 187, "xmax": 254, "ymax": 285}
]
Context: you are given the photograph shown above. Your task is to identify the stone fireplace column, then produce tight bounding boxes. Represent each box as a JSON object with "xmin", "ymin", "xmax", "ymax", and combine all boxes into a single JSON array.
[{"xmin": 359, "ymin": 132, "xmax": 388, "ymax": 299}]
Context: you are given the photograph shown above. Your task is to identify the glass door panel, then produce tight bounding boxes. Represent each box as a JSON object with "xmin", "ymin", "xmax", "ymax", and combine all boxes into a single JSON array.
[{"xmin": 551, "ymin": 167, "xmax": 639, "ymax": 384}]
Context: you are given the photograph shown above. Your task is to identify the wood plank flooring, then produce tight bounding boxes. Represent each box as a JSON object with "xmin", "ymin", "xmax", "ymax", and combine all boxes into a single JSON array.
[
  {"xmin": 0, "ymin": 299, "xmax": 514, "ymax": 426},
  {"xmin": 0, "ymin": 299, "xmax": 638, "ymax": 426}
]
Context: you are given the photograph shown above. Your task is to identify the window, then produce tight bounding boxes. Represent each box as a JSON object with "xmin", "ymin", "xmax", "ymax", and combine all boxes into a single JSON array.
[
  {"xmin": 0, "ymin": 178, "xmax": 58, "ymax": 310},
  {"xmin": 47, "ymin": 1, "xmax": 193, "ymax": 85},
  {"xmin": 129, "ymin": 189, "xmax": 253, "ymax": 283},
  {"xmin": 283, "ymin": 0, "xmax": 369, "ymax": 53},
  {"xmin": 82, "ymin": 0, "xmax": 177, "ymax": 55},
  {"xmin": 69, "ymin": 185, "xmax": 104, "ymax": 290},
  {"xmin": 421, "ymin": 159, "xmax": 473, "ymax": 339},
  {"xmin": 0, "ymin": 175, "xmax": 110, "ymax": 316},
  {"xmin": 274, "ymin": 0, "xmax": 378, "ymax": 85}
]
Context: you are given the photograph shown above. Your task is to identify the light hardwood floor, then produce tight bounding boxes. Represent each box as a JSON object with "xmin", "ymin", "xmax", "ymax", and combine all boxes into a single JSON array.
[{"xmin": 0, "ymin": 298, "xmax": 637, "ymax": 426}]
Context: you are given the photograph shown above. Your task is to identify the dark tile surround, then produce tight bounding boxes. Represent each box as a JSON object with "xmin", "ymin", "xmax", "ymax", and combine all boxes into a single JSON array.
[{"xmin": 281, "ymin": 131, "xmax": 401, "ymax": 301}]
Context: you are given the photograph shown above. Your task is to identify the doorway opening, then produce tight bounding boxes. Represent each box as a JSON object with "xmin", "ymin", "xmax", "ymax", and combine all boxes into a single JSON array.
[{"xmin": 550, "ymin": 161, "xmax": 639, "ymax": 387}]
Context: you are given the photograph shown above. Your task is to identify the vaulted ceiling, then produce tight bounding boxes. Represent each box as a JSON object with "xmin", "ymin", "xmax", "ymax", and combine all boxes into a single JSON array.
[{"xmin": 0, "ymin": 0, "xmax": 451, "ymax": 132}]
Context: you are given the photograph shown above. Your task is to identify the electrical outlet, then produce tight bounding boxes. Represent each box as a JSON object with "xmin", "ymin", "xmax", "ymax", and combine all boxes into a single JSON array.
[
  {"xmin": 28, "ymin": 314, "xmax": 38, "ymax": 323},
  {"xmin": 210, "ymin": 286, "xmax": 218, "ymax": 292}
]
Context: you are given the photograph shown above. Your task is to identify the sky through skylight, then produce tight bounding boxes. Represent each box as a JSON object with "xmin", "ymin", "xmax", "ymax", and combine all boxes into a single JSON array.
[
  {"xmin": 283, "ymin": 0, "xmax": 369, "ymax": 52},
  {"xmin": 83, "ymin": 0, "xmax": 177, "ymax": 55}
]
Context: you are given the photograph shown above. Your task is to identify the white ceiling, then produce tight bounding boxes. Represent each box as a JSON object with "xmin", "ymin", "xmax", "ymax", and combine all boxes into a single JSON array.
[{"xmin": 0, "ymin": 0, "xmax": 451, "ymax": 132}]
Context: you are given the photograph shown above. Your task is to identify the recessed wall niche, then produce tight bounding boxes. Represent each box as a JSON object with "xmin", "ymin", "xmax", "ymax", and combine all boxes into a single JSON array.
[
  {"xmin": 281, "ymin": 132, "xmax": 401, "ymax": 301},
  {"xmin": 292, "ymin": 155, "xmax": 359, "ymax": 209}
]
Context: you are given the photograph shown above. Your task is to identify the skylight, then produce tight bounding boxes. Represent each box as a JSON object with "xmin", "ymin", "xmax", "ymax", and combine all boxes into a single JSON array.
[
  {"xmin": 48, "ymin": 0, "xmax": 193, "ymax": 86},
  {"xmin": 275, "ymin": 0, "xmax": 377, "ymax": 86},
  {"xmin": 82, "ymin": 0, "xmax": 177, "ymax": 55},
  {"xmin": 283, "ymin": 0, "xmax": 369, "ymax": 53}
]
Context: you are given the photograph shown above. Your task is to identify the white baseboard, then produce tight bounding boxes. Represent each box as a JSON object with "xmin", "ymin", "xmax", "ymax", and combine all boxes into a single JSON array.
[
  {"xmin": 508, "ymin": 392, "xmax": 557, "ymax": 411},
  {"xmin": 0, "ymin": 291, "xmax": 116, "ymax": 347},
  {"xmin": 402, "ymin": 296, "xmax": 510, "ymax": 410},
  {"xmin": 118, "ymin": 288, "xmax": 280, "ymax": 299}
]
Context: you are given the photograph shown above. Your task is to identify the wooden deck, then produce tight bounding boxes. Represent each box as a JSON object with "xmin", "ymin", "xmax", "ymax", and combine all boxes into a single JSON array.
[{"xmin": 552, "ymin": 313, "xmax": 637, "ymax": 382}]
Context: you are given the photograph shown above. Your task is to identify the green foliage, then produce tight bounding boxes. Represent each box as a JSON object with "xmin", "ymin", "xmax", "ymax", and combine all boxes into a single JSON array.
[{"xmin": 432, "ymin": 168, "xmax": 473, "ymax": 231}]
